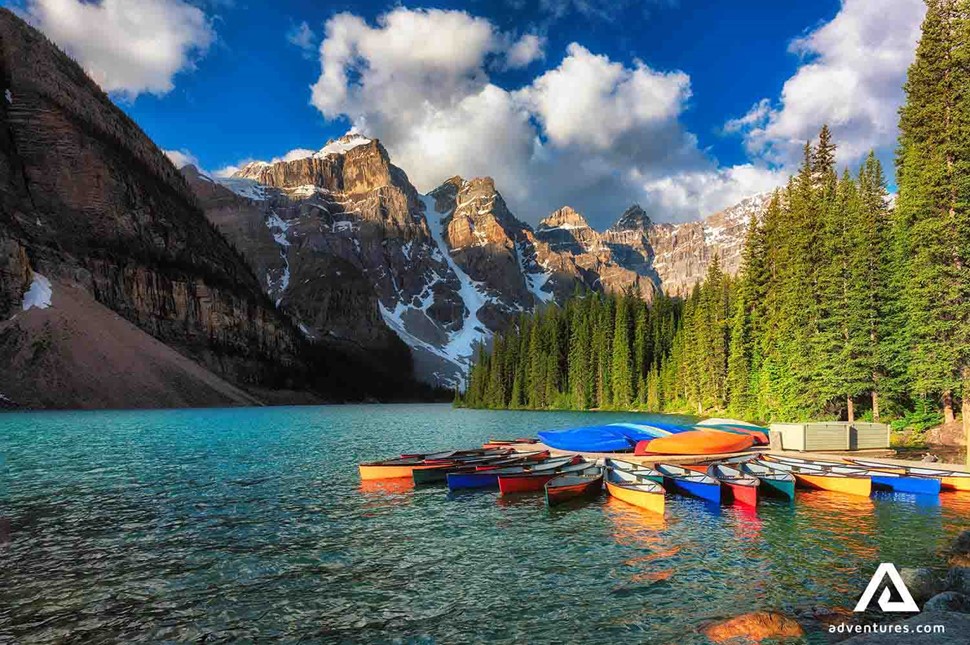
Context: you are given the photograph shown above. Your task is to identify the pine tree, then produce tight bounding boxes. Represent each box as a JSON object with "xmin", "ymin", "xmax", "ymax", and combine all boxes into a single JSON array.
[
  {"xmin": 896, "ymin": 0, "xmax": 970, "ymax": 434},
  {"xmin": 611, "ymin": 293, "xmax": 634, "ymax": 407}
]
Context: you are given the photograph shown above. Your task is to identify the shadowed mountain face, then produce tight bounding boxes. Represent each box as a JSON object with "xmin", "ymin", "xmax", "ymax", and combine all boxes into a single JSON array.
[
  {"xmin": 0, "ymin": 10, "xmax": 422, "ymax": 409},
  {"xmin": 190, "ymin": 134, "xmax": 770, "ymax": 387}
]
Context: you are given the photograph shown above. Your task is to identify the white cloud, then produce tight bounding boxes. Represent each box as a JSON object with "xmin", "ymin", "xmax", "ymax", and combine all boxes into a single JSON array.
[
  {"xmin": 635, "ymin": 164, "xmax": 789, "ymax": 218},
  {"xmin": 25, "ymin": 0, "xmax": 215, "ymax": 98},
  {"xmin": 517, "ymin": 43, "xmax": 690, "ymax": 150},
  {"xmin": 728, "ymin": 0, "xmax": 925, "ymax": 168},
  {"xmin": 164, "ymin": 148, "xmax": 199, "ymax": 169},
  {"xmin": 505, "ymin": 33, "xmax": 545, "ymax": 68},
  {"xmin": 287, "ymin": 20, "xmax": 317, "ymax": 58},
  {"xmin": 303, "ymin": 7, "xmax": 756, "ymax": 224}
]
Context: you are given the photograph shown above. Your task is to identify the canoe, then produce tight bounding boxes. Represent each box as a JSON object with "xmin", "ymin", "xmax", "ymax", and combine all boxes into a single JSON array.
[
  {"xmin": 697, "ymin": 424, "xmax": 769, "ymax": 446},
  {"xmin": 635, "ymin": 430, "xmax": 755, "ymax": 456},
  {"xmin": 761, "ymin": 459, "xmax": 871, "ymax": 497},
  {"xmin": 739, "ymin": 460, "xmax": 796, "ymax": 500},
  {"xmin": 482, "ymin": 438, "xmax": 539, "ymax": 449},
  {"xmin": 766, "ymin": 455, "xmax": 940, "ymax": 496},
  {"xmin": 605, "ymin": 467, "xmax": 665, "ymax": 514},
  {"xmin": 695, "ymin": 418, "xmax": 770, "ymax": 445},
  {"xmin": 359, "ymin": 454, "xmax": 459, "ymax": 481},
  {"xmin": 697, "ymin": 417, "xmax": 766, "ymax": 430},
  {"xmin": 604, "ymin": 458, "xmax": 664, "ymax": 483},
  {"xmin": 498, "ymin": 460, "xmax": 594, "ymax": 495},
  {"xmin": 656, "ymin": 463, "xmax": 722, "ymax": 502},
  {"xmin": 537, "ymin": 424, "xmax": 667, "ymax": 452},
  {"xmin": 845, "ymin": 458, "xmax": 970, "ymax": 492},
  {"xmin": 606, "ymin": 423, "xmax": 673, "ymax": 437},
  {"xmin": 412, "ymin": 451, "xmax": 549, "ymax": 485},
  {"xmin": 707, "ymin": 463, "xmax": 759, "ymax": 506},
  {"xmin": 446, "ymin": 456, "xmax": 578, "ymax": 490},
  {"xmin": 545, "ymin": 467, "xmax": 604, "ymax": 505}
]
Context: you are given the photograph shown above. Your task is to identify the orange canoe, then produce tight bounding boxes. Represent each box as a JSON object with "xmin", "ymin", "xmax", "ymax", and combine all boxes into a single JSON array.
[
  {"xmin": 359, "ymin": 461, "xmax": 444, "ymax": 481},
  {"xmin": 635, "ymin": 430, "xmax": 755, "ymax": 456}
]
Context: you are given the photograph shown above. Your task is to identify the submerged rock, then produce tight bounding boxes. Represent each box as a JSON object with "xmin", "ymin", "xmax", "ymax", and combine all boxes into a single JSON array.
[
  {"xmin": 899, "ymin": 567, "xmax": 943, "ymax": 603},
  {"xmin": 923, "ymin": 591, "xmax": 970, "ymax": 613},
  {"xmin": 948, "ymin": 530, "xmax": 970, "ymax": 568},
  {"xmin": 702, "ymin": 611, "xmax": 804, "ymax": 643}
]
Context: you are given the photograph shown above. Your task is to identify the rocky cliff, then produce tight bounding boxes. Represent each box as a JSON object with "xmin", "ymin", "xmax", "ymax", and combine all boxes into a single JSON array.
[{"xmin": 0, "ymin": 10, "xmax": 422, "ymax": 408}]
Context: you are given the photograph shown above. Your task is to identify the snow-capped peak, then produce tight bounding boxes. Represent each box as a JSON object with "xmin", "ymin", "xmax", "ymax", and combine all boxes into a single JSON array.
[{"xmin": 315, "ymin": 133, "xmax": 372, "ymax": 157}]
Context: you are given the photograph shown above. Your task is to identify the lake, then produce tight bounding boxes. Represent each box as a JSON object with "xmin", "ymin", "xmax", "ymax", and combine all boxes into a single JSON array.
[{"xmin": 2, "ymin": 404, "xmax": 968, "ymax": 643}]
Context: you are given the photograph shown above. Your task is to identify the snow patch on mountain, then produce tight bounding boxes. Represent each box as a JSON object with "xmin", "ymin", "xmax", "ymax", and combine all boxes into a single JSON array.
[
  {"xmin": 265, "ymin": 210, "xmax": 291, "ymax": 305},
  {"xmin": 419, "ymin": 194, "xmax": 492, "ymax": 376},
  {"xmin": 516, "ymin": 241, "xmax": 554, "ymax": 304},
  {"xmin": 217, "ymin": 177, "xmax": 268, "ymax": 201}
]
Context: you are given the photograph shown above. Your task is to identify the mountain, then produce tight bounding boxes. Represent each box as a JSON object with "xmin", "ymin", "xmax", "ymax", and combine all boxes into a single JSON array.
[
  {"xmin": 0, "ymin": 10, "xmax": 421, "ymax": 409},
  {"xmin": 188, "ymin": 134, "xmax": 771, "ymax": 388},
  {"xmin": 647, "ymin": 193, "xmax": 770, "ymax": 296}
]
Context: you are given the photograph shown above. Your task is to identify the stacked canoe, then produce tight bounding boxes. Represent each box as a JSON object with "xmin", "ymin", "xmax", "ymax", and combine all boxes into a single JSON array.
[{"xmin": 537, "ymin": 418, "xmax": 770, "ymax": 456}]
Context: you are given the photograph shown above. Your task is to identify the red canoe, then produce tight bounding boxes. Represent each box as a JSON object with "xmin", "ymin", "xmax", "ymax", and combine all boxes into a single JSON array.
[
  {"xmin": 545, "ymin": 467, "xmax": 604, "ymax": 505},
  {"xmin": 498, "ymin": 460, "xmax": 592, "ymax": 495},
  {"xmin": 707, "ymin": 463, "xmax": 759, "ymax": 506}
]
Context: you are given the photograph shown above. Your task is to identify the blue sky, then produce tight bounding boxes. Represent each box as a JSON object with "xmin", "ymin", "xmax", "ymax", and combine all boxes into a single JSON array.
[{"xmin": 14, "ymin": 0, "xmax": 925, "ymax": 225}]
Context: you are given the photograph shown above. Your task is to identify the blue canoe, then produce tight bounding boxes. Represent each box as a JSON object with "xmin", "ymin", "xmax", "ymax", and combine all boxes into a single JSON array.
[
  {"xmin": 656, "ymin": 463, "xmax": 722, "ymax": 502},
  {"xmin": 446, "ymin": 456, "xmax": 575, "ymax": 490},
  {"xmin": 767, "ymin": 455, "xmax": 941, "ymax": 496},
  {"xmin": 538, "ymin": 423, "xmax": 685, "ymax": 453}
]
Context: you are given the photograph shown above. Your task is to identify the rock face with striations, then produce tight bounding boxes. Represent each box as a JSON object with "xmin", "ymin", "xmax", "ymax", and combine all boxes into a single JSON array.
[
  {"xmin": 0, "ymin": 10, "xmax": 420, "ymax": 408},
  {"xmin": 647, "ymin": 193, "xmax": 769, "ymax": 296},
  {"xmin": 194, "ymin": 136, "xmax": 473, "ymax": 385}
]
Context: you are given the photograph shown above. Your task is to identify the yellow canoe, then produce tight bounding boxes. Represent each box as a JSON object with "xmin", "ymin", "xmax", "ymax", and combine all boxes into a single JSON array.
[
  {"xmin": 793, "ymin": 472, "xmax": 871, "ymax": 497},
  {"xmin": 605, "ymin": 467, "xmax": 666, "ymax": 514},
  {"xmin": 606, "ymin": 481, "xmax": 666, "ymax": 514},
  {"xmin": 942, "ymin": 477, "xmax": 970, "ymax": 491}
]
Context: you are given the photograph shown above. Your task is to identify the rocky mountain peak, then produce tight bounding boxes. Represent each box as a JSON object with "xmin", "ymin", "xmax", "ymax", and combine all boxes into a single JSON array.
[
  {"xmin": 538, "ymin": 206, "xmax": 591, "ymax": 231},
  {"xmin": 609, "ymin": 204, "xmax": 651, "ymax": 232}
]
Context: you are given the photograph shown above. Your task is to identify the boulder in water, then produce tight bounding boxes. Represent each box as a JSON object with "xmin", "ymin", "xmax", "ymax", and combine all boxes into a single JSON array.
[{"xmin": 702, "ymin": 611, "xmax": 804, "ymax": 643}]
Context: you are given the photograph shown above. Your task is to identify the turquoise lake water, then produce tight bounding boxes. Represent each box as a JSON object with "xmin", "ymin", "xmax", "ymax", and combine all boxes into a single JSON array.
[{"xmin": 2, "ymin": 404, "xmax": 968, "ymax": 643}]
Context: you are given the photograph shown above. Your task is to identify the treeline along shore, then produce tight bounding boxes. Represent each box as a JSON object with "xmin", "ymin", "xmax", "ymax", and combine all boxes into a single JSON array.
[{"xmin": 459, "ymin": 1, "xmax": 970, "ymax": 445}]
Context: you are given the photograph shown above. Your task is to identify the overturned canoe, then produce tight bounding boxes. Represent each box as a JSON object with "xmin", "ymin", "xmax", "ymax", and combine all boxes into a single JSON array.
[
  {"xmin": 707, "ymin": 463, "xmax": 759, "ymax": 506},
  {"xmin": 696, "ymin": 418, "xmax": 770, "ymax": 444},
  {"xmin": 739, "ymin": 460, "xmax": 796, "ymax": 500},
  {"xmin": 537, "ymin": 423, "xmax": 668, "ymax": 452},
  {"xmin": 605, "ymin": 467, "xmax": 665, "ymax": 514},
  {"xmin": 656, "ymin": 463, "xmax": 722, "ymax": 502},
  {"xmin": 635, "ymin": 430, "xmax": 755, "ymax": 456},
  {"xmin": 545, "ymin": 467, "xmax": 604, "ymax": 506}
]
